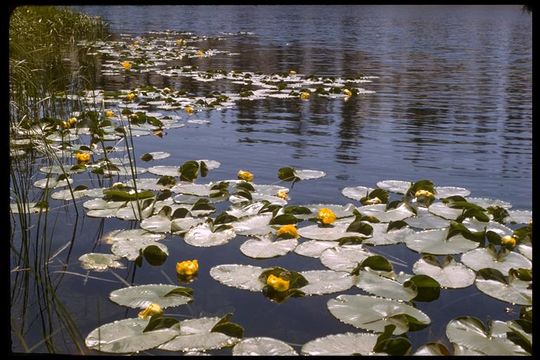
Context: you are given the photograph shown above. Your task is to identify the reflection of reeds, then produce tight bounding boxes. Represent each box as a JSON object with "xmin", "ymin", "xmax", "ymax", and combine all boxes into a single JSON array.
[{"xmin": 10, "ymin": 6, "xmax": 108, "ymax": 353}]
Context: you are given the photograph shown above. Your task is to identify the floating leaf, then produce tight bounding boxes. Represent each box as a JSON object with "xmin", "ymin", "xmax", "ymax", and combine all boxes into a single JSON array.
[
  {"xmin": 158, "ymin": 317, "xmax": 240, "ymax": 352},
  {"xmin": 140, "ymin": 151, "xmax": 170, "ymax": 161},
  {"xmin": 51, "ymin": 187, "xmax": 88, "ymax": 200},
  {"xmin": 475, "ymin": 269, "xmax": 532, "ymax": 305},
  {"xmin": 10, "ymin": 202, "xmax": 48, "ymax": 214},
  {"xmin": 341, "ymin": 186, "xmax": 374, "ymax": 201},
  {"xmin": 184, "ymin": 222, "xmax": 236, "ymax": 247},
  {"xmin": 148, "ymin": 165, "xmax": 181, "ymax": 177},
  {"xmin": 404, "ymin": 207, "xmax": 450, "ymax": 230},
  {"xmin": 298, "ymin": 219, "xmax": 358, "ymax": 241},
  {"xmin": 434, "ymin": 186, "xmax": 470, "ymax": 198},
  {"xmin": 504, "ymin": 210, "xmax": 532, "ymax": 225},
  {"xmin": 413, "ymin": 342, "xmax": 452, "ymax": 355},
  {"xmin": 85, "ymin": 318, "xmax": 179, "ymax": 353},
  {"xmin": 140, "ymin": 214, "xmax": 173, "ymax": 233},
  {"xmin": 446, "ymin": 317, "xmax": 529, "ymax": 355},
  {"xmin": 461, "ymin": 247, "xmax": 531, "ymax": 275},
  {"xmin": 356, "ymin": 203, "xmax": 414, "ymax": 223},
  {"xmin": 404, "ymin": 228, "xmax": 479, "ymax": 255},
  {"xmin": 301, "ymin": 332, "xmax": 378, "ymax": 356},
  {"xmin": 428, "ymin": 202, "xmax": 463, "ymax": 220},
  {"xmin": 412, "ymin": 255, "xmax": 475, "ymax": 288},
  {"xmin": 142, "ymin": 245, "xmax": 168, "ymax": 266},
  {"xmin": 109, "ymin": 284, "xmax": 193, "ymax": 309},
  {"xmin": 232, "ymin": 337, "xmax": 298, "ymax": 356},
  {"xmin": 294, "ymin": 240, "xmax": 337, "ymax": 258},
  {"xmin": 209, "ymin": 264, "xmax": 265, "ymax": 292},
  {"xmin": 111, "ymin": 239, "xmax": 168, "ymax": 261},
  {"xmin": 240, "ymin": 237, "xmax": 298, "ymax": 259},
  {"xmin": 232, "ymin": 214, "xmax": 273, "ymax": 236},
  {"xmin": 327, "ymin": 294, "xmax": 431, "ymax": 334},
  {"xmin": 355, "ymin": 270, "xmax": 416, "ymax": 301},
  {"xmin": 103, "ymin": 229, "xmax": 165, "ymax": 244},
  {"xmin": 376, "ymin": 180, "xmax": 411, "ymax": 194},
  {"xmin": 79, "ymin": 253, "xmax": 124, "ymax": 271},
  {"xmin": 320, "ymin": 246, "xmax": 373, "ymax": 272},
  {"xmin": 33, "ymin": 176, "xmax": 73, "ymax": 189},
  {"xmin": 362, "ymin": 223, "xmax": 415, "ymax": 246},
  {"xmin": 299, "ymin": 270, "xmax": 356, "ymax": 295}
]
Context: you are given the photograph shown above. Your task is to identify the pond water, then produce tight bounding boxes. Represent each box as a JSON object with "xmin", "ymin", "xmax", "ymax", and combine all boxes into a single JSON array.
[{"xmin": 11, "ymin": 5, "xmax": 531, "ymax": 354}]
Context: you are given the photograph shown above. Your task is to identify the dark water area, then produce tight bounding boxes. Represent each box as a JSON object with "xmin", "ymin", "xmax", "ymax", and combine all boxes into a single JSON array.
[{"xmin": 11, "ymin": 5, "xmax": 531, "ymax": 354}]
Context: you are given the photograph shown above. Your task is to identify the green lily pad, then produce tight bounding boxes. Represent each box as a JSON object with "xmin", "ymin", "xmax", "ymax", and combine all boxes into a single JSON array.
[
  {"xmin": 356, "ymin": 203, "xmax": 414, "ymax": 223},
  {"xmin": 111, "ymin": 238, "xmax": 168, "ymax": 261},
  {"xmin": 327, "ymin": 294, "xmax": 431, "ymax": 334},
  {"xmin": 504, "ymin": 210, "xmax": 532, "ymax": 225},
  {"xmin": 320, "ymin": 246, "xmax": 373, "ymax": 272},
  {"xmin": 294, "ymin": 240, "xmax": 337, "ymax": 258},
  {"xmin": 404, "ymin": 208, "xmax": 450, "ymax": 230},
  {"xmin": 157, "ymin": 317, "xmax": 240, "ymax": 352},
  {"xmin": 304, "ymin": 203, "xmax": 356, "ymax": 218},
  {"xmin": 140, "ymin": 214, "xmax": 173, "ymax": 233},
  {"xmin": 51, "ymin": 187, "xmax": 88, "ymax": 200},
  {"xmin": 466, "ymin": 197, "xmax": 512, "ymax": 209},
  {"xmin": 297, "ymin": 219, "xmax": 358, "ymax": 241},
  {"xmin": 363, "ymin": 223, "xmax": 415, "ymax": 246},
  {"xmin": 446, "ymin": 317, "xmax": 530, "ymax": 355},
  {"xmin": 85, "ymin": 318, "xmax": 179, "ymax": 354},
  {"xmin": 428, "ymin": 202, "xmax": 463, "ymax": 220},
  {"xmin": 184, "ymin": 223, "xmax": 236, "ymax": 247},
  {"xmin": 171, "ymin": 182, "xmax": 211, "ymax": 196},
  {"xmin": 518, "ymin": 244, "xmax": 532, "ymax": 261},
  {"xmin": 412, "ymin": 255, "xmax": 475, "ymax": 288},
  {"xmin": 232, "ymin": 214, "xmax": 273, "ymax": 236},
  {"xmin": 240, "ymin": 236, "xmax": 298, "ymax": 259},
  {"xmin": 404, "ymin": 228, "xmax": 479, "ymax": 255},
  {"xmin": 475, "ymin": 269, "xmax": 532, "ymax": 305},
  {"xmin": 301, "ymin": 332, "xmax": 379, "ymax": 356},
  {"xmin": 109, "ymin": 284, "xmax": 193, "ymax": 309},
  {"xmin": 232, "ymin": 337, "xmax": 298, "ymax": 356},
  {"xmin": 33, "ymin": 176, "xmax": 73, "ymax": 189},
  {"xmin": 341, "ymin": 186, "xmax": 374, "ymax": 201},
  {"xmin": 355, "ymin": 270, "xmax": 416, "ymax": 301},
  {"xmin": 376, "ymin": 180, "xmax": 411, "ymax": 194},
  {"xmin": 140, "ymin": 151, "xmax": 170, "ymax": 161},
  {"xmin": 78, "ymin": 253, "xmax": 124, "ymax": 271},
  {"xmin": 209, "ymin": 264, "xmax": 265, "ymax": 292},
  {"xmin": 147, "ymin": 165, "xmax": 181, "ymax": 177},
  {"xmin": 10, "ymin": 202, "xmax": 48, "ymax": 214},
  {"xmin": 461, "ymin": 247, "xmax": 532, "ymax": 275},
  {"xmin": 103, "ymin": 229, "xmax": 165, "ymax": 244},
  {"xmin": 226, "ymin": 202, "xmax": 266, "ymax": 218},
  {"xmin": 299, "ymin": 270, "xmax": 356, "ymax": 295},
  {"xmin": 434, "ymin": 186, "xmax": 470, "ymax": 198}
]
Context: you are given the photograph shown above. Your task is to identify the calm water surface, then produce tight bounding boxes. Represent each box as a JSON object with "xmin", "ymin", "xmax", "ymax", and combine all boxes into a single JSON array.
[{"xmin": 12, "ymin": 5, "xmax": 531, "ymax": 354}]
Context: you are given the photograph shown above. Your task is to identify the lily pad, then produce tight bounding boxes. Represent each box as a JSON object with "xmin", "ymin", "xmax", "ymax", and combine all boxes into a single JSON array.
[
  {"xmin": 232, "ymin": 214, "xmax": 273, "ymax": 236},
  {"xmin": 79, "ymin": 253, "xmax": 124, "ymax": 271},
  {"xmin": 184, "ymin": 223, "xmax": 236, "ymax": 247},
  {"xmin": 355, "ymin": 270, "xmax": 416, "ymax": 301},
  {"xmin": 111, "ymin": 238, "xmax": 168, "ymax": 261},
  {"xmin": 109, "ymin": 284, "xmax": 192, "ymax": 309},
  {"xmin": 304, "ymin": 203, "xmax": 356, "ymax": 219},
  {"xmin": 51, "ymin": 188, "xmax": 88, "ymax": 200},
  {"xmin": 376, "ymin": 180, "xmax": 411, "ymax": 194},
  {"xmin": 85, "ymin": 318, "xmax": 179, "ymax": 353},
  {"xmin": 294, "ymin": 240, "xmax": 337, "ymax": 258},
  {"xmin": 147, "ymin": 165, "xmax": 181, "ymax": 177},
  {"xmin": 504, "ymin": 210, "xmax": 532, "ymax": 225},
  {"xmin": 301, "ymin": 332, "xmax": 379, "ymax": 356},
  {"xmin": 299, "ymin": 270, "xmax": 356, "ymax": 295},
  {"xmin": 158, "ymin": 317, "xmax": 240, "ymax": 352},
  {"xmin": 466, "ymin": 197, "xmax": 512, "ymax": 209},
  {"xmin": 446, "ymin": 317, "xmax": 530, "ymax": 355},
  {"xmin": 226, "ymin": 202, "xmax": 266, "ymax": 218},
  {"xmin": 209, "ymin": 264, "xmax": 265, "ymax": 292},
  {"xmin": 475, "ymin": 270, "xmax": 532, "ymax": 305},
  {"xmin": 103, "ymin": 229, "xmax": 165, "ymax": 244},
  {"xmin": 356, "ymin": 203, "xmax": 414, "ymax": 223},
  {"xmin": 412, "ymin": 255, "xmax": 475, "ymax": 288},
  {"xmin": 10, "ymin": 202, "xmax": 48, "ymax": 214},
  {"xmin": 404, "ymin": 208, "xmax": 450, "ymax": 230},
  {"xmin": 518, "ymin": 244, "xmax": 532, "ymax": 261},
  {"xmin": 232, "ymin": 337, "xmax": 298, "ymax": 356},
  {"xmin": 327, "ymin": 294, "xmax": 431, "ymax": 334},
  {"xmin": 320, "ymin": 246, "xmax": 373, "ymax": 272},
  {"xmin": 404, "ymin": 228, "xmax": 479, "ymax": 255},
  {"xmin": 140, "ymin": 151, "xmax": 170, "ymax": 161},
  {"xmin": 341, "ymin": 186, "xmax": 374, "ymax": 201},
  {"xmin": 461, "ymin": 247, "xmax": 532, "ymax": 275},
  {"xmin": 434, "ymin": 186, "xmax": 470, "ymax": 198},
  {"xmin": 428, "ymin": 202, "xmax": 463, "ymax": 220},
  {"xmin": 240, "ymin": 236, "xmax": 298, "ymax": 259},
  {"xmin": 33, "ymin": 177, "xmax": 73, "ymax": 189},
  {"xmin": 293, "ymin": 169, "xmax": 326, "ymax": 180},
  {"xmin": 297, "ymin": 219, "xmax": 358, "ymax": 241},
  {"xmin": 363, "ymin": 223, "xmax": 415, "ymax": 246}
]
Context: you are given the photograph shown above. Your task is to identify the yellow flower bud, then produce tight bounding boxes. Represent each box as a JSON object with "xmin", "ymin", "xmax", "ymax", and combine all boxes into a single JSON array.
[
  {"xmin": 276, "ymin": 190, "xmax": 289, "ymax": 200},
  {"xmin": 343, "ymin": 89, "xmax": 353, "ymax": 97},
  {"xmin": 196, "ymin": 50, "xmax": 205, "ymax": 57},
  {"xmin": 365, "ymin": 197, "xmax": 382, "ymax": 205},
  {"xmin": 300, "ymin": 91, "xmax": 310, "ymax": 100},
  {"xmin": 68, "ymin": 117, "xmax": 77, "ymax": 126},
  {"xmin": 163, "ymin": 87, "xmax": 172, "ymax": 94},
  {"xmin": 317, "ymin": 208, "xmax": 336, "ymax": 225},
  {"xmin": 176, "ymin": 39, "xmax": 186, "ymax": 46},
  {"xmin": 237, "ymin": 170, "xmax": 254, "ymax": 182},
  {"xmin": 176, "ymin": 259, "xmax": 199, "ymax": 276},
  {"xmin": 266, "ymin": 274, "xmax": 290, "ymax": 292},
  {"xmin": 75, "ymin": 152, "xmax": 91, "ymax": 164},
  {"xmin": 501, "ymin": 235, "xmax": 517, "ymax": 249},
  {"xmin": 414, "ymin": 189, "xmax": 435, "ymax": 199},
  {"xmin": 62, "ymin": 121, "xmax": 70, "ymax": 129},
  {"xmin": 126, "ymin": 92, "xmax": 136, "ymax": 102},
  {"xmin": 289, "ymin": 70, "xmax": 297, "ymax": 75},
  {"xmin": 276, "ymin": 224, "xmax": 299, "ymax": 238},
  {"xmin": 121, "ymin": 61, "xmax": 132, "ymax": 70},
  {"xmin": 185, "ymin": 105, "xmax": 194, "ymax": 114},
  {"xmin": 138, "ymin": 303, "xmax": 163, "ymax": 319},
  {"xmin": 104, "ymin": 110, "xmax": 114, "ymax": 118}
]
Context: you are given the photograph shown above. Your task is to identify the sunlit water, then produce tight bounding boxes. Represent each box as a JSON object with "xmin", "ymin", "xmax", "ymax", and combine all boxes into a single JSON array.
[{"xmin": 11, "ymin": 5, "xmax": 531, "ymax": 354}]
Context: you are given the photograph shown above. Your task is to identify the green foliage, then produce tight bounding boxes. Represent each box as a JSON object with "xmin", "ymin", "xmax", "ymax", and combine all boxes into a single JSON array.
[
  {"xmin": 373, "ymin": 325, "xmax": 412, "ymax": 356},
  {"xmin": 143, "ymin": 315, "xmax": 179, "ymax": 333},
  {"xmin": 210, "ymin": 313, "xmax": 244, "ymax": 338}
]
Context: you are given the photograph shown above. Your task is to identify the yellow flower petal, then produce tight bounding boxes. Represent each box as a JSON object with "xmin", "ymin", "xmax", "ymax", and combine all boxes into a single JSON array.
[
  {"xmin": 317, "ymin": 208, "xmax": 336, "ymax": 225},
  {"xmin": 414, "ymin": 189, "xmax": 435, "ymax": 199},
  {"xmin": 300, "ymin": 91, "xmax": 310, "ymax": 100},
  {"xmin": 266, "ymin": 274, "xmax": 290, "ymax": 292},
  {"xmin": 138, "ymin": 303, "xmax": 163, "ymax": 319},
  {"xmin": 343, "ymin": 89, "xmax": 353, "ymax": 97},
  {"xmin": 276, "ymin": 224, "xmax": 298, "ymax": 238},
  {"xmin": 75, "ymin": 152, "xmax": 91, "ymax": 164},
  {"xmin": 501, "ymin": 235, "xmax": 517, "ymax": 249},
  {"xmin": 237, "ymin": 170, "xmax": 254, "ymax": 182},
  {"xmin": 104, "ymin": 110, "xmax": 114, "ymax": 118},
  {"xmin": 185, "ymin": 105, "xmax": 194, "ymax": 114},
  {"xmin": 176, "ymin": 259, "xmax": 199, "ymax": 276},
  {"xmin": 276, "ymin": 190, "xmax": 289, "ymax": 200},
  {"xmin": 121, "ymin": 61, "xmax": 132, "ymax": 70}
]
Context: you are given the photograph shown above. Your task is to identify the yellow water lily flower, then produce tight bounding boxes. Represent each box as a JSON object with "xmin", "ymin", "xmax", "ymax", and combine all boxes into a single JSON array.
[
  {"xmin": 276, "ymin": 190, "xmax": 289, "ymax": 200},
  {"xmin": 196, "ymin": 50, "xmax": 205, "ymax": 57},
  {"xmin": 138, "ymin": 303, "xmax": 163, "ymax": 319},
  {"xmin": 75, "ymin": 152, "xmax": 91, "ymax": 164},
  {"xmin": 237, "ymin": 170, "xmax": 254, "ymax": 182},
  {"xmin": 163, "ymin": 87, "xmax": 172, "ymax": 94},
  {"xmin": 365, "ymin": 197, "xmax": 382, "ymax": 205},
  {"xmin": 414, "ymin": 189, "xmax": 435, "ymax": 199},
  {"xmin": 299, "ymin": 91, "xmax": 310, "ymax": 100},
  {"xmin": 176, "ymin": 39, "xmax": 186, "ymax": 46},
  {"xmin": 266, "ymin": 274, "xmax": 290, "ymax": 292},
  {"xmin": 126, "ymin": 92, "xmax": 136, "ymax": 102},
  {"xmin": 176, "ymin": 259, "xmax": 199, "ymax": 276},
  {"xmin": 289, "ymin": 70, "xmax": 297, "ymax": 75},
  {"xmin": 318, "ymin": 208, "xmax": 336, "ymax": 225},
  {"xmin": 343, "ymin": 89, "xmax": 353, "ymax": 97},
  {"xmin": 276, "ymin": 224, "xmax": 299, "ymax": 238},
  {"xmin": 62, "ymin": 117, "xmax": 77, "ymax": 129},
  {"xmin": 501, "ymin": 235, "xmax": 517, "ymax": 249},
  {"xmin": 104, "ymin": 110, "xmax": 114, "ymax": 118},
  {"xmin": 121, "ymin": 61, "xmax": 132, "ymax": 70},
  {"xmin": 185, "ymin": 105, "xmax": 194, "ymax": 114}
]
